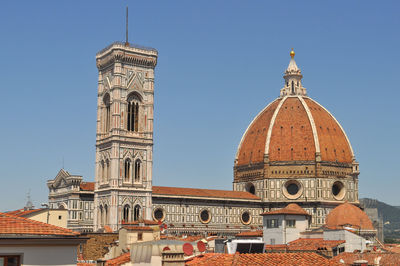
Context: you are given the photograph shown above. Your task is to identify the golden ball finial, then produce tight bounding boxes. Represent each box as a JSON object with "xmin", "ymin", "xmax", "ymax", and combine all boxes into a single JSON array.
[{"xmin": 290, "ymin": 48, "xmax": 295, "ymax": 59}]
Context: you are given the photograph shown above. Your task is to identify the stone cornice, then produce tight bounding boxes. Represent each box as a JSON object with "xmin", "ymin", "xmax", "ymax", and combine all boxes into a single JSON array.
[{"xmin": 96, "ymin": 43, "xmax": 158, "ymax": 70}]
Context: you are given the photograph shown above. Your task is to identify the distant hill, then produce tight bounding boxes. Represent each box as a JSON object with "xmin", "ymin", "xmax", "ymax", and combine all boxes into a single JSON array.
[{"xmin": 360, "ymin": 198, "xmax": 400, "ymax": 239}]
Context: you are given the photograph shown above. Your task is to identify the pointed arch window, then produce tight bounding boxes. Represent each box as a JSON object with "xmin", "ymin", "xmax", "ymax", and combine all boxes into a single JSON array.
[
  {"xmin": 99, "ymin": 205, "xmax": 104, "ymax": 227},
  {"xmin": 105, "ymin": 159, "xmax": 110, "ymax": 182},
  {"xmin": 123, "ymin": 204, "xmax": 130, "ymax": 222},
  {"xmin": 103, "ymin": 93, "xmax": 111, "ymax": 133},
  {"xmin": 127, "ymin": 93, "xmax": 141, "ymax": 132},
  {"xmin": 134, "ymin": 205, "xmax": 141, "ymax": 221},
  {"xmin": 104, "ymin": 205, "xmax": 109, "ymax": 226},
  {"xmin": 291, "ymin": 81, "xmax": 295, "ymax": 94},
  {"xmin": 134, "ymin": 159, "xmax": 141, "ymax": 182},
  {"xmin": 124, "ymin": 159, "xmax": 131, "ymax": 182},
  {"xmin": 100, "ymin": 160, "xmax": 105, "ymax": 182}
]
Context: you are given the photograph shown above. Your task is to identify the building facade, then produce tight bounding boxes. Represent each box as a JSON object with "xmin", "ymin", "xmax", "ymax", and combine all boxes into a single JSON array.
[
  {"xmin": 47, "ymin": 169, "xmax": 94, "ymax": 232},
  {"xmin": 47, "ymin": 42, "xmax": 362, "ymax": 235}
]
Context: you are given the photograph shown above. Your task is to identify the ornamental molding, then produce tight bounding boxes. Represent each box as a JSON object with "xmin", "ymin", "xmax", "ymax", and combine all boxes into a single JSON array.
[{"xmin": 97, "ymin": 50, "xmax": 157, "ymax": 70}]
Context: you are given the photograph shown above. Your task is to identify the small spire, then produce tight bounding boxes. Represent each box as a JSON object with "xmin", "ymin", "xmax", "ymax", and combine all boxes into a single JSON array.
[{"xmin": 280, "ymin": 48, "xmax": 307, "ymax": 97}]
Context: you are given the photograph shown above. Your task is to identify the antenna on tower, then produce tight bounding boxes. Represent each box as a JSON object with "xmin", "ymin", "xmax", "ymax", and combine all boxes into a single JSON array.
[{"xmin": 125, "ymin": 6, "xmax": 129, "ymax": 46}]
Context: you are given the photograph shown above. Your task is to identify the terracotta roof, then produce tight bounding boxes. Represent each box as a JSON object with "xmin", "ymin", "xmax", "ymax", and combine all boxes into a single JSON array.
[
  {"xmin": 325, "ymin": 202, "xmax": 374, "ymax": 230},
  {"xmin": 384, "ymin": 244, "xmax": 400, "ymax": 253},
  {"xmin": 105, "ymin": 252, "xmax": 130, "ymax": 266},
  {"xmin": 0, "ymin": 212, "xmax": 79, "ymax": 236},
  {"xmin": 331, "ymin": 252, "xmax": 400, "ymax": 265},
  {"xmin": 236, "ymin": 99, "xmax": 280, "ymax": 165},
  {"xmin": 103, "ymin": 225, "xmax": 113, "ymax": 233},
  {"xmin": 261, "ymin": 203, "xmax": 310, "ymax": 216},
  {"xmin": 186, "ymin": 252, "xmax": 337, "ymax": 265},
  {"xmin": 265, "ymin": 244, "xmax": 289, "ymax": 251},
  {"xmin": 236, "ymin": 230, "xmax": 263, "ymax": 237},
  {"xmin": 235, "ymin": 96, "xmax": 353, "ymax": 167},
  {"xmin": 123, "ymin": 219, "xmax": 159, "ymax": 225},
  {"xmin": 153, "ymin": 186, "xmax": 260, "ymax": 200},
  {"xmin": 122, "ymin": 226, "xmax": 154, "ymax": 231},
  {"xmin": 287, "ymin": 238, "xmax": 345, "ymax": 251},
  {"xmin": 6, "ymin": 208, "xmax": 44, "ymax": 217},
  {"xmin": 80, "ymin": 182, "xmax": 95, "ymax": 191},
  {"xmin": 159, "ymin": 235, "xmax": 206, "ymax": 242}
]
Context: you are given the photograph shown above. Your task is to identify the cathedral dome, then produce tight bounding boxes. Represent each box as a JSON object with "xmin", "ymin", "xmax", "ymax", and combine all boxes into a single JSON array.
[
  {"xmin": 235, "ymin": 51, "xmax": 354, "ymax": 167},
  {"xmin": 325, "ymin": 202, "xmax": 374, "ymax": 230}
]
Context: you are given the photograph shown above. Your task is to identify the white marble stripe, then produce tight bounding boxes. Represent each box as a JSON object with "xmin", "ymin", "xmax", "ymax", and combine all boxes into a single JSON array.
[
  {"xmin": 234, "ymin": 98, "xmax": 280, "ymax": 161},
  {"xmin": 298, "ymin": 96, "xmax": 321, "ymax": 153},
  {"xmin": 309, "ymin": 98, "xmax": 355, "ymax": 158},
  {"xmin": 264, "ymin": 96, "xmax": 288, "ymax": 155}
]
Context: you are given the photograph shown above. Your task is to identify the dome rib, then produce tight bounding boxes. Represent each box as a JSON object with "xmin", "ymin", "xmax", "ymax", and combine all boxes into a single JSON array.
[
  {"xmin": 310, "ymin": 99, "xmax": 355, "ymax": 159},
  {"xmin": 298, "ymin": 96, "xmax": 321, "ymax": 154},
  {"xmin": 264, "ymin": 96, "xmax": 288, "ymax": 155},
  {"xmin": 303, "ymin": 98, "xmax": 354, "ymax": 163}
]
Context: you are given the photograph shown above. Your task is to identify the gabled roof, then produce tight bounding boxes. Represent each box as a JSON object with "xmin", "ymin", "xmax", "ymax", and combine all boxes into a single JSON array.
[
  {"xmin": 260, "ymin": 203, "xmax": 310, "ymax": 216},
  {"xmin": 0, "ymin": 212, "xmax": 79, "ymax": 237},
  {"xmin": 153, "ymin": 186, "xmax": 260, "ymax": 200},
  {"xmin": 186, "ymin": 252, "xmax": 337, "ymax": 265}
]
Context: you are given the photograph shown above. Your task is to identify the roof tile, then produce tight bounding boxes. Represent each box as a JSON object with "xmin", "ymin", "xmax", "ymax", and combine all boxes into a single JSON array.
[
  {"xmin": 153, "ymin": 186, "xmax": 260, "ymax": 200},
  {"xmin": 0, "ymin": 212, "xmax": 79, "ymax": 236}
]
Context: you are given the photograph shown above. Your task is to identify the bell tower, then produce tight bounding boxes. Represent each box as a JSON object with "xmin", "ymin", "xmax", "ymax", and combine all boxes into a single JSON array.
[{"xmin": 94, "ymin": 42, "xmax": 158, "ymax": 231}]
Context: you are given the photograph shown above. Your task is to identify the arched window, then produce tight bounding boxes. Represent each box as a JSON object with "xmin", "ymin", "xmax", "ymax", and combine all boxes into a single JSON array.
[
  {"xmin": 124, "ymin": 159, "xmax": 131, "ymax": 182},
  {"xmin": 134, "ymin": 160, "xmax": 141, "ymax": 182},
  {"xmin": 291, "ymin": 81, "xmax": 295, "ymax": 94},
  {"xmin": 100, "ymin": 160, "xmax": 105, "ymax": 182},
  {"xmin": 99, "ymin": 205, "xmax": 104, "ymax": 227},
  {"xmin": 133, "ymin": 205, "xmax": 141, "ymax": 221},
  {"xmin": 104, "ymin": 205, "xmax": 108, "ymax": 226},
  {"xmin": 127, "ymin": 93, "xmax": 140, "ymax": 132},
  {"xmin": 103, "ymin": 94, "xmax": 111, "ymax": 133},
  {"xmin": 106, "ymin": 159, "xmax": 110, "ymax": 182},
  {"xmin": 123, "ymin": 204, "xmax": 130, "ymax": 222}
]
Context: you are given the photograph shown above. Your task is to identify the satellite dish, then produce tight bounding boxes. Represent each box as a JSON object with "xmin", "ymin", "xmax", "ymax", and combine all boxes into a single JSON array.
[
  {"xmin": 197, "ymin": 241, "xmax": 206, "ymax": 252},
  {"xmin": 183, "ymin": 243, "xmax": 194, "ymax": 256},
  {"xmin": 162, "ymin": 246, "xmax": 171, "ymax": 251}
]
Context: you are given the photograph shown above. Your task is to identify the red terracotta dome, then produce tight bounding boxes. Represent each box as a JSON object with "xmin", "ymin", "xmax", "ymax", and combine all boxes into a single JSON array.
[
  {"xmin": 235, "ymin": 52, "xmax": 354, "ymax": 166},
  {"xmin": 325, "ymin": 202, "xmax": 374, "ymax": 230}
]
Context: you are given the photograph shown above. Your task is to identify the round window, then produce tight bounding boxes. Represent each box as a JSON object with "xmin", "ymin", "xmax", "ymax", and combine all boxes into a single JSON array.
[
  {"xmin": 287, "ymin": 183, "xmax": 299, "ymax": 195},
  {"xmin": 241, "ymin": 211, "xmax": 251, "ymax": 225},
  {"xmin": 332, "ymin": 181, "xmax": 345, "ymax": 200},
  {"xmin": 199, "ymin": 209, "xmax": 211, "ymax": 224},
  {"xmin": 283, "ymin": 180, "xmax": 303, "ymax": 199},
  {"xmin": 153, "ymin": 208, "xmax": 165, "ymax": 222}
]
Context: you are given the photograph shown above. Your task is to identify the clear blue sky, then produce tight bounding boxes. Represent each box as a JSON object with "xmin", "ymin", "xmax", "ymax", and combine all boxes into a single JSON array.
[{"xmin": 0, "ymin": 1, "xmax": 399, "ymax": 211}]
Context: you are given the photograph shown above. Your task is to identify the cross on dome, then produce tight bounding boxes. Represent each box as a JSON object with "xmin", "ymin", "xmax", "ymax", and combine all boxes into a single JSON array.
[{"xmin": 280, "ymin": 49, "xmax": 307, "ymax": 97}]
